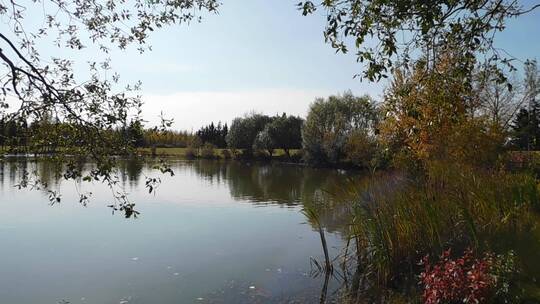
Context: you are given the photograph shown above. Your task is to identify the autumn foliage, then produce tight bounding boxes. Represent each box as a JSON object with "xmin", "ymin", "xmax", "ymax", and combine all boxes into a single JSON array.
[
  {"xmin": 420, "ymin": 249, "xmax": 494, "ymax": 304},
  {"xmin": 379, "ymin": 53, "xmax": 504, "ymax": 169}
]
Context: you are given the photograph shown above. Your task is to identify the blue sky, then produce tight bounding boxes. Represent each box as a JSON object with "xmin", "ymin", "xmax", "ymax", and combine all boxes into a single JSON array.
[
  {"xmin": 6, "ymin": 0, "xmax": 540, "ymax": 130},
  {"xmin": 110, "ymin": 0, "xmax": 384, "ymax": 130},
  {"xmin": 115, "ymin": 0, "xmax": 376, "ymax": 94},
  {"xmin": 131, "ymin": 0, "xmax": 539, "ymax": 130}
]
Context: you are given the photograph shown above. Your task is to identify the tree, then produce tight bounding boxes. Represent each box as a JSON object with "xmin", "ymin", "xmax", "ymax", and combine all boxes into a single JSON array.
[
  {"xmin": 298, "ymin": 0, "xmax": 539, "ymax": 81},
  {"xmin": 253, "ymin": 127, "xmax": 275, "ymax": 156},
  {"xmin": 344, "ymin": 129, "xmax": 379, "ymax": 170},
  {"xmin": 265, "ymin": 113, "xmax": 304, "ymax": 158},
  {"xmin": 524, "ymin": 60, "xmax": 540, "ymax": 150},
  {"xmin": 226, "ymin": 113, "xmax": 272, "ymax": 156},
  {"xmin": 524, "ymin": 60, "xmax": 540, "ymax": 105},
  {"xmin": 0, "ymin": 118, "xmax": 4, "ymax": 148},
  {"xmin": 506, "ymin": 60, "xmax": 540, "ymax": 151},
  {"xmin": 196, "ymin": 121, "xmax": 228, "ymax": 148},
  {"xmin": 5, "ymin": 119, "xmax": 19, "ymax": 147},
  {"xmin": 379, "ymin": 52, "xmax": 504, "ymax": 168},
  {"xmin": 126, "ymin": 120, "xmax": 145, "ymax": 148},
  {"xmin": 0, "ymin": 1, "xmax": 219, "ymax": 213},
  {"xmin": 144, "ymin": 129, "xmax": 195, "ymax": 148},
  {"xmin": 302, "ymin": 91, "xmax": 378, "ymax": 165},
  {"xmin": 475, "ymin": 71, "xmax": 520, "ymax": 129},
  {"xmin": 473, "ymin": 60, "xmax": 540, "ymax": 133},
  {"xmin": 511, "ymin": 108, "xmax": 535, "ymax": 150}
]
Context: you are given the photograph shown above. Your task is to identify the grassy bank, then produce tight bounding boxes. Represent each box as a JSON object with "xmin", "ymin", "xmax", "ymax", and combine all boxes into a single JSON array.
[
  {"xmin": 0, "ymin": 146, "xmax": 300, "ymax": 160},
  {"xmin": 136, "ymin": 147, "xmax": 301, "ymax": 160}
]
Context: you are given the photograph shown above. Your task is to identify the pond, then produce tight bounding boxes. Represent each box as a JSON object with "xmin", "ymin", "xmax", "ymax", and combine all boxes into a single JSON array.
[{"xmin": 0, "ymin": 158, "xmax": 359, "ymax": 304}]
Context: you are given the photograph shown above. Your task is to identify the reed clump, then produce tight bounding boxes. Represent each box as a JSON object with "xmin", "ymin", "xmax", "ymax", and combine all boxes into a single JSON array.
[{"xmin": 347, "ymin": 162, "xmax": 540, "ymax": 290}]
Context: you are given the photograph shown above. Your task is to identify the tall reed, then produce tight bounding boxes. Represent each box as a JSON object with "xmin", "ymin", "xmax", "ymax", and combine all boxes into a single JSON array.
[{"xmin": 347, "ymin": 162, "xmax": 540, "ymax": 289}]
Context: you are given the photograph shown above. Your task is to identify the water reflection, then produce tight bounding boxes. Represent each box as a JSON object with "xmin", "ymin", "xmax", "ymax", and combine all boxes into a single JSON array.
[
  {"xmin": 0, "ymin": 158, "xmax": 358, "ymax": 303},
  {"xmin": 0, "ymin": 158, "xmax": 360, "ymax": 230},
  {"xmin": 1, "ymin": 158, "xmax": 410, "ymax": 303},
  {"xmin": 188, "ymin": 160, "xmax": 360, "ymax": 233},
  {"xmin": 188, "ymin": 160, "xmax": 355, "ymax": 204},
  {"xmin": 118, "ymin": 157, "xmax": 144, "ymax": 187}
]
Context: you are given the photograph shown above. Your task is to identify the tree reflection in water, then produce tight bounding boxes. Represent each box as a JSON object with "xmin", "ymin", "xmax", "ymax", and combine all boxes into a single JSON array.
[{"xmin": 0, "ymin": 158, "xmax": 404, "ymax": 303}]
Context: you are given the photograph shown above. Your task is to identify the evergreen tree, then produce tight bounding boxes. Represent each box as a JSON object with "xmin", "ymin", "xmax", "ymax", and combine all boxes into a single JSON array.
[
  {"xmin": 511, "ymin": 108, "xmax": 535, "ymax": 149},
  {"xmin": 196, "ymin": 121, "xmax": 228, "ymax": 148},
  {"xmin": 126, "ymin": 120, "xmax": 145, "ymax": 148},
  {"xmin": 525, "ymin": 60, "xmax": 540, "ymax": 150},
  {"xmin": 0, "ymin": 118, "xmax": 5, "ymax": 148}
]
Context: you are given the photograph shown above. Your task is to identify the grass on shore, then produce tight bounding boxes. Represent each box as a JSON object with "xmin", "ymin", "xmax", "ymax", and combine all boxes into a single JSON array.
[{"xmin": 136, "ymin": 147, "xmax": 300, "ymax": 159}]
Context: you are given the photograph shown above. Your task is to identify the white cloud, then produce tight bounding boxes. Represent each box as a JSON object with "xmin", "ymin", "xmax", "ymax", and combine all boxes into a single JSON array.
[{"xmin": 141, "ymin": 89, "xmax": 332, "ymax": 131}]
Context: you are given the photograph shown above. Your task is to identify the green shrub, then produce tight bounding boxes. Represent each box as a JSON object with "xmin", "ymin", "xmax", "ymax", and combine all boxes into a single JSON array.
[
  {"xmin": 221, "ymin": 148, "xmax": 232, "ymax": 159},
  {"xmin": 290, "ymin": 150, "xmax": 303, "ymax": 163},
  {"xmin": 185, "ymin": 146, "xmax": 197, "ymax": 159},
  {"xmin": 200, "ymin": 143, "xmax": 216, "ymax": 159},
  {"xmin": 253, "ymin": 149, "xmax": 271, "ymax": 160},
  {"xmin": 344, "ymin": 129, "xmax": 382, "ymax": 170}
]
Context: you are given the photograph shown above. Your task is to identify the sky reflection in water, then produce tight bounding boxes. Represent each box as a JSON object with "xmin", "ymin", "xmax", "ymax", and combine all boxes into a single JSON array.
[{"xmin": 0, "ymin": 159, "xmax": 358, "ymax": 304}]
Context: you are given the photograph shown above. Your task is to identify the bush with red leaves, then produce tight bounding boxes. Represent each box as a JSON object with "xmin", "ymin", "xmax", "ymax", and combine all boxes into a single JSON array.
[{"xmin": 419, "ymin": 249, "xmax": 494, "ymax": 304}]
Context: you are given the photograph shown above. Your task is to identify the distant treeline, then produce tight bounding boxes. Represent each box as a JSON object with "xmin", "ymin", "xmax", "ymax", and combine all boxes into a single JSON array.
[
  {"xmin": 0, "ymin": 119, "xmax": 29, "ymax": 147},
  {"xmin": 179, "ymin": 113, "xmax": 304, "ymax": 161},
  {"xmin": 187, "ymin": 56, "xmax": 540, "ymax": 169},
  {"xmin": 143, "ymin": 129, "xmax": 194, "ymax": 148},
  {"xmin": 0, "ymin": 118, "xmax": 196, "ymax": 151},
  {"xmin": 2, "ymin": 56, "xmax": 538, "ymax": 170},
  {"xmin": 225, "ymin": 113, "xmax": 303, "ymax": 158}
]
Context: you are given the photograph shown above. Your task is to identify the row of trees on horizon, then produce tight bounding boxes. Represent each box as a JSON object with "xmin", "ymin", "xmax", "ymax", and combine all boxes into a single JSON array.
[{"xmin": 0, "ymin": 58, "xmax": 539, "ymax": 168}]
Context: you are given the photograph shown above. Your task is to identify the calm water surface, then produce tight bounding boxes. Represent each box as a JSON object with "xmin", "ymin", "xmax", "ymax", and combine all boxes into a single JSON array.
[{"xmin": 0, "ymin": 159, "xmax": 357, "ymax": 304}]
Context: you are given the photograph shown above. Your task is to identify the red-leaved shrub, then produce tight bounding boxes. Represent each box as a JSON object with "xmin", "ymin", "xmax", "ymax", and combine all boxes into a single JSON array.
[{"xmin": 420, "ymin": 249, "xmax": 494, "ymax": 304}]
